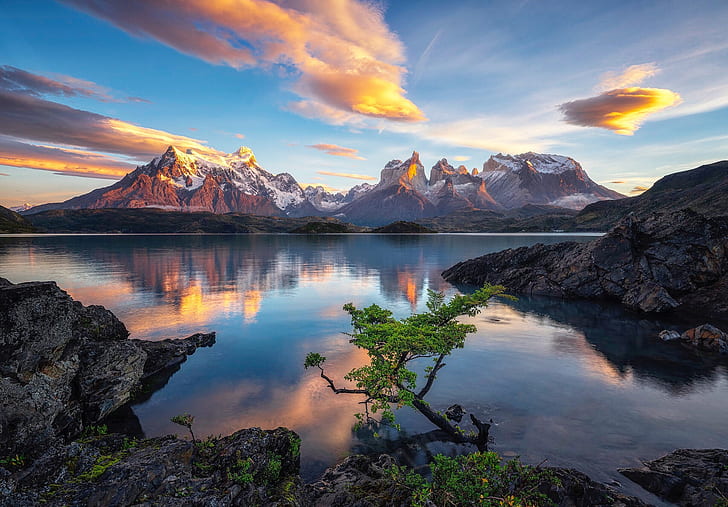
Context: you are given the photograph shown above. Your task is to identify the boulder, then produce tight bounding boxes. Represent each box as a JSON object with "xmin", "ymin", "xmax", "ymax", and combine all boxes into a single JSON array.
[
  {"xmin": 443, "ymin": 210, "xmax": 728, "ymax": 319},
  {"xmin": 619, "ymin": 448, "xmax": 728, "ymax": 505},
  {"xmin": 680, "ymin": 324, "xmax": 728, "ymax": 354},
  {"xmin": 0, "ymin": 278, "xmax": 214, "ymax": 458}
]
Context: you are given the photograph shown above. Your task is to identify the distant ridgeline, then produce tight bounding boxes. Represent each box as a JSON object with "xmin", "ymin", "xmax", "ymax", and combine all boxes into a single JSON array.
[
  {"xmin": 19, "ymin": 146, "xmax": 623, "ymax": 228},
  {"xmin": 13, "ymin": 147, "xmax": 728, "ymax": 233}
]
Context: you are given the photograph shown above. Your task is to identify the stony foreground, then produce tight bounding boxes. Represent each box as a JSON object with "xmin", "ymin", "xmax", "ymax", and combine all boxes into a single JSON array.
[{"xmin": 0, "ymin": 277, "xmax": 214, "ymax": 458}]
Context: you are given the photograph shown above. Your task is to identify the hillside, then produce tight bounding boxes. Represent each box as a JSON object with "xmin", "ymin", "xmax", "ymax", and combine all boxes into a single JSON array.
[
  {"xmin": 0, "ymin": 205, "xmax": 35, "ymax": 233},
  {"xmin": 571, "ymin": 160, "xmax": 728, "ymax": 230},
  {"xmin": 26, "ymin": 208, "xmax": 355, "ymax": 234}
]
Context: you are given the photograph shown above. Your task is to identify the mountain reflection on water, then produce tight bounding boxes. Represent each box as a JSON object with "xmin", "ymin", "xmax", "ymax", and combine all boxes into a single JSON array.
[{"xmin": 1, "ymin": 233, "xmax": 726, "ymax": 497}]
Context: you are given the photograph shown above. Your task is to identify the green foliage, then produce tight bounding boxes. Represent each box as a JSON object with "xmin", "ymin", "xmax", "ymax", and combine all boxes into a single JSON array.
[
  {"xmin": 74, "ymin": 455, "xmax": 121, "ymax": 482},
  {"xmin": 0, "ymin": 454, "xmax": 26, "ymax": 471},
  {"xmin": 227, "ymin": 457, "xmax": 254, "ymax": 485},
  {"xmin": 81, "ymin": 424, "xmax": 108, "ymax": 438},
  {"xmin": 263, "ymin": 454, "xmax": 283, "ymax": 484},
  {"xmin": 304, "ymin": 352, "xmax": 326, "ymax": 369},
  {"xmin": 388, "ymin": 451, "xmax": 559, "ymax": 507},
  {"xmin": 170, "ymin": 413, "xmax": 196, "ymax": 442},
  {"xmin": 121, "ymin": 437, "xmax": 138, "ymax": 450},
  {"xmin": 289, "ymin": 434, "xmax": 301, "ymax": 458},
  {"xmin": 308, "ymin": 285, "xmax": 508, "ymax": 428}
]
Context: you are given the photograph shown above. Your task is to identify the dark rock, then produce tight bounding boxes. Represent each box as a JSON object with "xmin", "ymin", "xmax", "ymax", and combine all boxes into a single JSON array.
[
  {"xmin": 443, "ymin": 210, "xmax": 728, "ymax": 319},
  {"xmin": 2, "ymin": 427, "xmax": 303, "ymax": 506},
  {"xmin": 304, "ymin": 454, "xmax": 647, "ymax": 507},
  {"xmin": 305, "ymin": 454, "xmax": 413, "ymax": 507},
  {"xmin": 658, "ymin": 329, "xmax": 681, "ymax": 341},
  {"xmin": 445, "ymin": 403, "xmax": 465, "ymax": 423},
  {"xmin": 545, "ymin": 468, "xmax": 649, "ymax": 507},
  {"xmin": 133, "ymin": 332, "xmax": 216, "ymax": 378},
  {"xmin": 0, "ymin": 279, "xmax": 214, "ymax": 458},
  {"xmin": 680, "ymin": 324, "xmax": 728, "ymax": 354},
  {"xmin": 619, "ymin": 448, "xmax": 728, "ymax": 505}
]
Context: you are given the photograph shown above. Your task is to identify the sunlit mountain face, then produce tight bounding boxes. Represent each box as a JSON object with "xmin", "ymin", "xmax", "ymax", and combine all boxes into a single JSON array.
[{"xmin": 2, "ymin": 1, "xmax": 727, "ymax": 208}]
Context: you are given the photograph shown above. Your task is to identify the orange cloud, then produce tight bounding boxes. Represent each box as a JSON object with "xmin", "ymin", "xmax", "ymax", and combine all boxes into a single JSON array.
[
  {"xmin": 630, "ymin": 185, "xmax": 650, "ymax": 194},
  {"xmin": 0, "ymin": 90, "xmax": 219, "ymax": 171},
  {"xmin": 559, "ymin": 87, "xmax": 682, "ymax": 135},
  {"xmin": 316, "ymin": 170, "xmax": 376, "ymax": 181},
  {"xmin": 307, "ymin": 143, "xmax": 365, "ymax": 160},
  {"xmin": 64, "ymin": 0, "xmax": 425, "ymax": 123},
  {"xmin": 235, "ymin": 133, "xmax": 245, "ymax": 139},
  {"xmin": 0, "ymin": 137, "xmax": 135, "ymax": 179},
  {"xmin": 598, "ymin": 63, "xmax": 659, "ymax": 91}
]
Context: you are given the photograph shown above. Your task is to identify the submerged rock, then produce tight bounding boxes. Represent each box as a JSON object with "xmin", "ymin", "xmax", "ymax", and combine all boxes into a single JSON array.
[
  {"xmin": 443, "ymin": 210, "xmax": 728, "ymax": 319},
  {"xmin": 0, "ymin": 278, "xmax": 214, "ymax": 458},
  {"xmin": 619, "ymin": 448, "xmax": 728, "ymax": 505},
  {"xmin": 680, "ymin": 323, "xmax": 728, "ymax": 354}
]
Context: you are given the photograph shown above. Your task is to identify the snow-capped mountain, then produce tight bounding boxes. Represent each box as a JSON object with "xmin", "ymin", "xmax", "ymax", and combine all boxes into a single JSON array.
[
  {"xmin": 26, "ymin": 146, "xmax": 319, "ymax": 216},
  {"xmin": 480, "ymin": 152, "xmax": 623, "ymax": 208},
  {"xmin": 24, "ymin": 145, "xmax": 623, "ymax": 225}
]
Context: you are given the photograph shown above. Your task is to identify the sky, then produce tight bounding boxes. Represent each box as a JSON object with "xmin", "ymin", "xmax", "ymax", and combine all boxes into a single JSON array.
[{"xmin": 1, "ymin": 0, "xmax": 727, "ymax": 207}]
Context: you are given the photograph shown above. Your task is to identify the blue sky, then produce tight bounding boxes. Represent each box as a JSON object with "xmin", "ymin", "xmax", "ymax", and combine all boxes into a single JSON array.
[{"xmin": 1, "ymin": 0, "xmax": 726, "ymax": 207}]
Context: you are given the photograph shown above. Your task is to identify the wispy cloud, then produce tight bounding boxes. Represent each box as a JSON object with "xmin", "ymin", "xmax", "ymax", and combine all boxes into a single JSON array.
[
  {"xmin": 235, "ymin": 133, "xmax": 245, "ymax": 139},
  {"xmin": 0, "ymin": 65, "xmax": 147, "ymax": 103},
  {"xmin": 0, "ymin": 172, "xmax": 9, "ymax": 176},
  {"xmin": 597, "ymin": 63, "xmax": 659, "ymax": 91},
  {"xmin": 316, "ymin": 170, "xmax": 376, "ymax": 181},
  {"xmin": 630, "ymin": 185, "xmax": 650, "ymax": 194},
  {"xmin": 307, "ymin": 143, "xmax": 365, "ymax": 160},
  {"xmin": 63, "ymin": 0, "xmax": 425, "ymax": 123},
  {"xmin": 560, "ymin": 87, "xmax": 682, "ymax": 135},
  {"xmin": 452, "ymin": 155, "xmax": 471, "ymax": 162}
]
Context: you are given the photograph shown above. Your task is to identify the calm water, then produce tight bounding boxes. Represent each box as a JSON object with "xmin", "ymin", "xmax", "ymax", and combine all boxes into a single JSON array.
[{"xmin": 2, "ymin": 233, "xmax": 727, "ymax": 502}]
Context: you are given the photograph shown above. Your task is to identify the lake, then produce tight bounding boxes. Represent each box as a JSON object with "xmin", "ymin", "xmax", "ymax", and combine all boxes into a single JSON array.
[{"xmin": 2, "ymin": 233, "xmax": 726, "ymax": 502}]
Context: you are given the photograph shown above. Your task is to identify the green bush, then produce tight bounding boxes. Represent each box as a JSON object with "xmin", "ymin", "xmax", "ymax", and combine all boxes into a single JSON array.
[{"xmin": 388, "ymin": 451, "xmax": 559, "ymax": 507}]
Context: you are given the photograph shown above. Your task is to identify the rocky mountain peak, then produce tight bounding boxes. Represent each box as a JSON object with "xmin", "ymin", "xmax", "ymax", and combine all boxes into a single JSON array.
[
  {"xmin": 378, "ymin": 150, "xmax": 427, "ymax": 192},
  {"xmin": 230, "ymin": 146, "xmax": 258, "ymax": 166}
]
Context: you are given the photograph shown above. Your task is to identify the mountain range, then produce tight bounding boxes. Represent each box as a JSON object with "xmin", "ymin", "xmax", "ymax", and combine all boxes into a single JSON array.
[{"xmin": 23, "ymin": 146, "xmax": 623, "ymax": 225}]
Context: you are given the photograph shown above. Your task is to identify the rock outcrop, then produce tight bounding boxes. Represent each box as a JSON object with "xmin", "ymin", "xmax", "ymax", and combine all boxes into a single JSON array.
[
  {"xmin": 0, "ymin": 277, "xmax": 215, "ymax": 458},
  {"xmin": 1, "ymin": 428, "xmax": 303, "ymax": 506},
  {"xmin": 305, "ymin": 454, "xmax": 648, "ymax": 507},
  {"xmin": 660, "ymin": 323, "xmax": 728, "ymax": 354},
  {"xmin": 619, "ymin": 449, "xmax": 728, "ymax": 506},
  {"xmin": 442, "ymin": 210, "xmax": 728, "ymax": 318}
]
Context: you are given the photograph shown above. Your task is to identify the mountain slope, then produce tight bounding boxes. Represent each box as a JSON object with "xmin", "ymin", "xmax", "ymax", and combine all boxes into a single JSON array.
[
  {"xmin": 480, "ymin": 152, "xmax": 623, "ymax": 209},
  {"xmin": 25, "ymin": 146, "xmax": 318, "ymax": 217},
  {"xmin": 0, "ymin": 205, "xmax": 35, "ymax": 233},
  {"xmin": 572, "ymin": 160, "xmax": 728, "ymax": 230}
]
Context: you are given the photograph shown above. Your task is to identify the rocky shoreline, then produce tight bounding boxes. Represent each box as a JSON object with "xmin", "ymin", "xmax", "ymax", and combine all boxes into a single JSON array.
[
  {"xmin": 442, "ymin": 209, "xmax": 728, "ymax": 322},
  {"xmin": 2, "ymin": 277, "xmax": 727, "ymax": 505}
]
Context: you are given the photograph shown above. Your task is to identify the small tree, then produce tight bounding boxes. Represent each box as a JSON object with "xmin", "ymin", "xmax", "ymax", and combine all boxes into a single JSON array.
[
  {"xmin": 305, "ymin": 284, "xmax": 508, "ymax": 449},
  {"xmin": 171, "ymin": 413, "xmax": 196, "ymax": 443}
]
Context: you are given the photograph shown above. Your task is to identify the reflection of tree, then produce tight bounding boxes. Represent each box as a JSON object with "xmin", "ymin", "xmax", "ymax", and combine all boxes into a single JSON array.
[{"xmin": 489, "ymin": 293, "xmax": 728, "ymax": 394}]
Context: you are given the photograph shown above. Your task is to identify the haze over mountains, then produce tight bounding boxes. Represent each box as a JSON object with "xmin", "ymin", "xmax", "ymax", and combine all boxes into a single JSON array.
[{"xmin": 24, "ymin": 145, "xmax": 624, "ymax": 226}]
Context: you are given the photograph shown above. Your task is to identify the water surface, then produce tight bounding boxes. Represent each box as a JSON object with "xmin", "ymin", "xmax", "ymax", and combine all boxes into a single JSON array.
[{"xmin": 2, "ymin": 233, "xmax": 726, "ymax": 502}]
